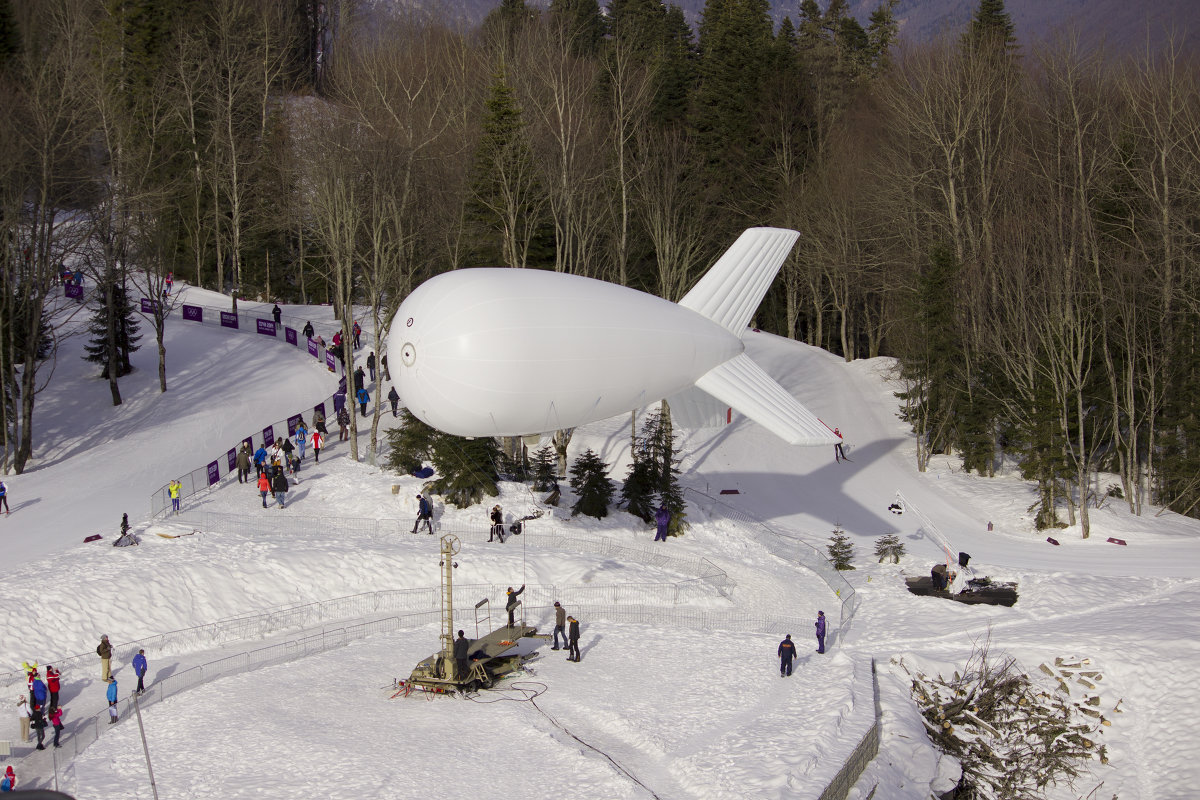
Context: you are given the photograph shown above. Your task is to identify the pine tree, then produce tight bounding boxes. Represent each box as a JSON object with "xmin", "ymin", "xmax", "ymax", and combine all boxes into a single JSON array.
[
  {"xmin": 83, "ymin": 282, "xmax": 141, "ymax": 379},
  {"xmin": 0, "ymin": 0, "xmax": 20, "ymax": 66},
  {"xmin": 549, "ymin": 0, "xmax": 606, "ymax": 56},
  {"xmin": 874, "ymin": 533, "xmax": 904, "ymax": 563},
  {"xmin": 569, "ymin": 448, "xmax": 614, "ymax": 518},
  {"xmin": 530, "ymin": 445, "xmax": 558, "ymax": 491},
  {"xmin": 620, "ymin": 442, "xmax": 658, "ymax": 522},
  {"xmin": 429, "ymin": 433, "xmax": 501, "ymax": 509},
  {"xmin": 384, "ymin": 409, "xmax": 439, "ymax": 475},
  {"xmin": 964, "ymin": 0, "xmax": 1017, "ymax": 52},
  {"xmin": 827, "ymin": 524, "xmax": 855, "ymax": 570}
]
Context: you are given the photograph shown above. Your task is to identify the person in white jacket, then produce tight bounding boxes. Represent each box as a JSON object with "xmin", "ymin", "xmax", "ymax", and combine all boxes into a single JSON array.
[{"xmin": 17, "ymin": 696, "xmax": 30, "ymax": 742}]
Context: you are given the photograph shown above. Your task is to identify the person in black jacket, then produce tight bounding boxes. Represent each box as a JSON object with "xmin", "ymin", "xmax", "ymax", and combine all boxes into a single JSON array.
[
  {"xmin": 505, "ymin": 585, "xmax": 525, "ymax": 628},
  {"xmin": 489, "ymin": 505, "xmax": 504, "ymax": 543},
  {"xmin": 453, "ymin": 630, "xmax": 471, "ymax": 680},
  {"xmin": 388, "ymin": 385, "xmax": 400, "ymax": 417},
  {"xmin": 271, "ymin": 471, "xmax": 289, "ymax": 509},
  {"xmin": 367, "ymin": 351, "xmax": 376, "ymax": 382},
  {"xmin": 567, "ymin": 616, "xmax": 581, "ymax": 662},
  {"xmin": 778, "ymin": 634, "xmax": 798, "ymax": 677},
  {"xmin": 302, "ymin": 321, "xmax": 315, "ymax": 339},
  {"xmin": 272, "ymin": 304, "xmax": 282, "ymax": 326}
]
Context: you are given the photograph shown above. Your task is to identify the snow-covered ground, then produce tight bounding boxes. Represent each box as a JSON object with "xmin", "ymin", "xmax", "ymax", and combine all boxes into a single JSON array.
[{"xmin": 2, "ymin": 282, "xmax": 1198, "ymax": 799}]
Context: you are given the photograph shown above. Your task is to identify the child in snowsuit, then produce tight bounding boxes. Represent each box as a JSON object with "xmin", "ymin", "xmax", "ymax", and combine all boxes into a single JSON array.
[
  {"xmin": 106, "ymin": 677, "xmax": 118, "ymax": 723},
  {"xmin": 50, "ymin": 706, "xmax": 64, "ymax": 748}
]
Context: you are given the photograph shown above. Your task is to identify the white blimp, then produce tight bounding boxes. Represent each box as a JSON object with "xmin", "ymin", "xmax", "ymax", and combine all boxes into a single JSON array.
[{"xmin": 388, "ymin": 227, "xmax": 837, "ymax": 446}]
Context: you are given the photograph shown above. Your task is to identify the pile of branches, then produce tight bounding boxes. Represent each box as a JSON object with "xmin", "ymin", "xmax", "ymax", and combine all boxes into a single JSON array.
[{"xmin": 899, "ymin": 640, "xmax": 1105, "ymax": 799}]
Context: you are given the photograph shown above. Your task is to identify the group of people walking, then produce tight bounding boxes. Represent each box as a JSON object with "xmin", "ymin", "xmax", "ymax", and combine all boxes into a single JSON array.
[{"xmin": 17, "ymin": 663, "xmax": 64, "ymax": 751}]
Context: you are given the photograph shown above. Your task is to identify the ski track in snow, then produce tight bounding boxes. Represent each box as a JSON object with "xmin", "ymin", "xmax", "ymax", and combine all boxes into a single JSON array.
[{"xmin": 1, "ymin": 293, "xmax": 1198, "ymax": 799}]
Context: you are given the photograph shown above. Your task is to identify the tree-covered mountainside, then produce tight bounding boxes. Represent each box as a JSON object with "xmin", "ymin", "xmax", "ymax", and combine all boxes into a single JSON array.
[{"xmin": 2, "ymin": 0, "xmax": 1198, "ymax": 536}]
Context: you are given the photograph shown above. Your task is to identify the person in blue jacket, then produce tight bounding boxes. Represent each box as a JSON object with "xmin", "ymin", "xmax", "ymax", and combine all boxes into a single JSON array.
[
  {"xmin": 0, "ymin": 479, "xmax": 9, "ymax": 514},
  {"xmin": 132, "ymin": 649, "xmax": 148, "ymax": 695},
  {"xmin": 106, "ymin": 677, "xmax": 119, "ymax": 723},
  {"xmin": 411, "ymin": 494, "xmax": 433, "ymax": 534},
  {"xmin": 295, "ymin": 423, "xmax": 308, "ymax": 462},
  {"xmin": 253, "ymin": 444, "xmax": 269, "ymax": 474},
  {"xmin": 654, "ymin": 506, "xmax": 671, "ymax": 541},
  {"xmin": 29, "ymin": 671, "xmax": 48, "ymax": 709},
  {"xmin": 357, "ymin": 386, "xmax": 370, "ymax": 417}
]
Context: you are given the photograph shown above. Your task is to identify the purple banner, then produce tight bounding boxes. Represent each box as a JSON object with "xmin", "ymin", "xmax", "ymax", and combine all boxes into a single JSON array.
[
  {"xmin": 285, "ymin": 327, "xmax": 298, "ymax": 346},
  {"xmin": 262, "ymin": 426, "xmax": 274, "ymax": 447},
  {"xmin": 243, "ymin": 436, "xmax": 254, "ymax": 454},
  {"xmin": 287, "ymin": 414, "xmax": 303, "ymax": 436},
  {"xmin": 206, "ymin": 460, "xmax": 220, "ymax": 486},
  {"xmin": 65, "ymin": 284, "xmax": 83, "ymax": 299},
  {"xmin": 220, "ymin": 311, "xmax": 238, "ymax": 329},
  {"xmin": 325, "ymin": 352, "xmax": 336, "ymax": 371},
  {"xmin": 256, "ymin": 319, "xmax": 276, "ymax": 336},
  {"xmin": 140, "ymin": 298, "xmax": 160, "ymax": 314},
  {"xmin": 226, "ymin": 447, "xmax": 237, "ymax": 472},
  {"xmin": 307, "ymin": 339, "xmax": 319, "ymax": 358},
  {"xmin": 183, "ymin": 305, "xmax": 203, "ymax": 322}
]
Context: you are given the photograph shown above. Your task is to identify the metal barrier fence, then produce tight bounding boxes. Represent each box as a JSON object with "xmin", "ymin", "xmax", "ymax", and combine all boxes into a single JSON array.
[
  {"xmin": 817, "ymin": 658, "xmax": 882, "ymax": 800},
  {"xmin": 172, "ymin": 298, "xmax": 346, "ymax": 347},
  {"xmin": 685, "ymin": 488, "xmax": 860, "ymax": 644},
  {"xmin": 25, "ymin": 605, "xmax": 881, "ymax": 795}
]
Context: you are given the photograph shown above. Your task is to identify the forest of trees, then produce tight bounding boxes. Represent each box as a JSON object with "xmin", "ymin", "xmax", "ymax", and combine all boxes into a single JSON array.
[{"xmin": 0, "ymin": 0, "xmax": 1196, "ymax": 533}]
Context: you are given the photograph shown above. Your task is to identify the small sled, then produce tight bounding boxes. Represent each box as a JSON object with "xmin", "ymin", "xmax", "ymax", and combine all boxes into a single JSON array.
[{"xmin": 156, "ymin": 530, "xmax": 199, "ymax": 539}]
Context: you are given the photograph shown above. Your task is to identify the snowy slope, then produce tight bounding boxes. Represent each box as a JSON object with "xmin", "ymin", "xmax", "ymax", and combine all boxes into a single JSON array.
[{"xmin": 1, "ymin": 295, "xmax": 1198, "ymax": 800}]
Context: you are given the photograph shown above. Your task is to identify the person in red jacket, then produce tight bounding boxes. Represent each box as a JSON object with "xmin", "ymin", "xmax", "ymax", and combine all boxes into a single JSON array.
[
  {"xmin": 311, "ymin": 428, "xmax": 324, "ymax": 464},
  {"xmin": 257, "ymin": 472, "xmax": 272, "ymax": 509},
  {"xmin": 45, "ymin": 665, "xmax": 60, "ymax": 711}
]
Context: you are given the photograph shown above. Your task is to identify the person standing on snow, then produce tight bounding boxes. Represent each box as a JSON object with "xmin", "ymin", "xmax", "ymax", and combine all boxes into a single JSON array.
[
  {"xmin": 0, "ymin": 479, "xmax": 9, "ymax": 514},
  {"xmin": 271, "ymin": 470, "xmax": 289, "ymax": 509},
  {"xmin": 380, "ymin": 353, "xmax": 390, "ymax": 381},
  {"xmin": 97, "ymin": 635, "xmax": 113, "ymax": 682},
  {"xmin": 132, "ymin": 649, "xmax": 148, "ymax": 695},
  {"xmin": 387, "ymin": 386, "xmax": 400, "ymax": 417},
  {"xmin": 654, "ymin": 505, "xmax": 671, "ymax": 541},
  {"xmin": 30, "ymin": 703, "xmax": 46, "ymax": 749},
  {"xmin": 356, "ymin": 386, "xmax": 370, "ymax": 417},
  {"xmin": 505, "ymin": 585, "xmax": 525, "ymax": 628},
  {"xmin": 551, "ymin": 601, "xmax": 567, "ymax": 650},
  {"xmin": 453, "ymin": 630, "xmax": 472, "ymax": 680},
  {"xmin": 236, "ymin": 443, "xmax": 252, "ymax": 484},
  {"xmin": 815, "ymin": 611, "xmax": 827, "ymax": 654},
  {"xmin": 567, "ymin": 616, "xmax": 581, "ymax": 662},
  {"xmin": 367, "ymin": 351, "xmax": 376, "ymax": 383},
  {"xmin": 337, "ymin": 406, "xmax": 350, "ymax": 441},
  {"xmin": 169, "ymin": 479, "xmax": 182, "ymax": 513},
  {"xmin": 311, "ymin": 428, "xmax": 324, "ymax": 464},
  {"xmin": 302, "ymin": 321, "xmax": 315, "ymax": 339},
  {"xmin": 257, "ymin": 472, "xmax": 272, "ymax": 508},
  {"xmin": 352, "ymin": 320, "xmax": 361, "ymax": 349},
  {"xmin": 106, "ymin": 677, "xmax": 119, "ymax": 724},
  {"xmin": 353, "ymin": 366, "xmax": 366, "ymax": 393},
  {"xmin": 29, "ymin": 670, "xmax": 47, "ymax": 710},
  {"xmin": 49, "ymin": 705, "xmax": 64, "ymax": 748},
  {"xmin": 295, "ymin": 422, "xmax": 308, "ymax": 462},
  {"xmin": 280, "ymin": 436, "xmax": 296, "ymax": 474},
  {"xmin": 489, "ymin": 505, "xmax": 504, "ymax": 543},
  {"xmin": 16, "ymin": 697, "xmax": 29, "ymax": 743},
  {"xmin": 254, "ymin": 443, "xmax": 269, "ymax": 474},
  {"xmin": 778, "ymin": 634, "xmax": 798, "ymax": 677},
  {"xmin": 412, "ymin": 494, "xmax": 434, "ymax": 534},
  {"xmin": 272, "ymin": 304, "xmax": 282, "ymax": 327},
  {"xmin": 833, "ymin": 428, "xmax": 846, "ymax": 462},
  {"xmin": 45, "ymin": 665, "xmax": 60, "ymax": 711}
]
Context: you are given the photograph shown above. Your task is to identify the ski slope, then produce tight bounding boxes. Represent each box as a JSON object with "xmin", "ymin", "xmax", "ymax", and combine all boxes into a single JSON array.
[{"xmin": 2, "ymin": 288, "xmax": 1198, "ymax": 800}]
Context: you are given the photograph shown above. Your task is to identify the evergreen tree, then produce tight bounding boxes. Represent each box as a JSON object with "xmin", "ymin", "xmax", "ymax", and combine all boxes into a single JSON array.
[
  {"xmin": 384, "ymin": 409, "xmax": 439, "ymax": 475},
  {"xmin": 827, "ymin": 524, "xmax": 855, "ymax": 570},
  {"xmin": 530, "ymin": 445, "xmax": 558, "ymax": 491},
  {"xmin": 964, "ymin": 0, "xmax": 1017, "ymax": 52},
  {"xmin": 620, "ymin": 442, "xmax": 658, "ymax": 522},
  {"xmin": 549, "ymin": 0, "xmax": 606, "ymax": 56},
  {"xmin": 429, "ymin": 433, "xmax": 501, "ymax": 509},
  {"xmin": 83, "ymin": 282, "xmax": 141, "ymax": 379},
  {"xmin": 874, "ymin": 533, "xmax": 904, "ymax": 563},
  {"xmin": 1015, "ymin": 377, "xmax": 1069, "ymax": 530},
  {"xmin": 569, "ymin": 448, "xmax": 614, "ymax": 518}
]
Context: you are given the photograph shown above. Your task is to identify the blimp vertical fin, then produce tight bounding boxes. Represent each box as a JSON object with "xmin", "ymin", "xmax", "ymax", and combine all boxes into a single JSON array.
[
  {"xmin": 694, "ymin": 353, "xmax": 839, "ymax": 446},
  {"xmin": 678, "ymin": 227, "xmax": 799, "ymax": 335}
]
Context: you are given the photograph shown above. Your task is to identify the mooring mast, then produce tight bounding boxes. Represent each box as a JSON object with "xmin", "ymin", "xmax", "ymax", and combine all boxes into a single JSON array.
[{"xmin": 438, "ymin": 533, "xmax": 460, "ymax": 672}]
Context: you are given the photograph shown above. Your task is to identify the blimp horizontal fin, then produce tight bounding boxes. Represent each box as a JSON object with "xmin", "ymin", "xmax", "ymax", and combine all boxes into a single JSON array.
[
  {"xmin": 679, "ymin": 227, "xmax": 800, "ymax": 335},
  {"xmin": 694, "ymin": 353, "xmax": 839, "ymax": 446}
]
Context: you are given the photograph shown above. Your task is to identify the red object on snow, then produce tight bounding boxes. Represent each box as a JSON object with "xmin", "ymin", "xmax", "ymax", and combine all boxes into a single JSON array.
[
  {"xmin": 1107, "ymin": 537, "xmax": 1127, "ymax": 546},
  {"xmin": 84, "ymin": 534, "xmax": 102, "ymax": 543},
  {"xmin": 1046, "ymin": 537, "xmax": 1060, "ymax": 546}
]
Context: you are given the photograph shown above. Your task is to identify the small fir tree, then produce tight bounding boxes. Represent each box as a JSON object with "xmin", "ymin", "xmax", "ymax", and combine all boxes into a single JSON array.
[
  {"xmin": 384, "ymin": 409, "xmax": 440, "ymax": 475},
  {"xmin": 637, "ymin": 405, "xmax": 689, "ymax": 535},
  {"xmin": 827, "ymin": 524, "xmax": 856, "ymax": 570},
  {"xmin": 530, "ymin": 445, "xmax": 558, "ymax": 491},
  {"xmin": 874, "ymin": 533, "xmax": 905, "ymax": 564},
  {"xmin": 620, "ymin": 443, "xmax": 658, "ymax": 523},
  {"xmin": 83, "ymin": 282, "xmax": 141, "ymax": 378},
  {"xmin": 429, "ymin": 433, "xmax": 501, "ymax": 508},
  {"xmin": 569, "ymin": 448, "xmax": 614, "ymax": 518}
]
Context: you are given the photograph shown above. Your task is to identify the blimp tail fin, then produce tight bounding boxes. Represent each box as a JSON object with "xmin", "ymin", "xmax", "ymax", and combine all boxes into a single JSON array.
[
  {"xmin": 694, "ymin": 353, "xmax": 839, "ymax": 446},
  {"xmin": 679, "ymin": 227, "xmax": 799, "ymax": 335}
]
